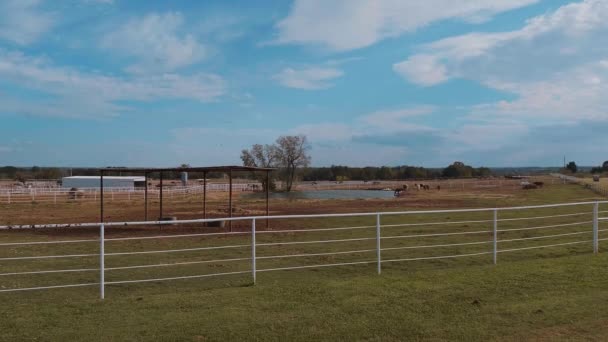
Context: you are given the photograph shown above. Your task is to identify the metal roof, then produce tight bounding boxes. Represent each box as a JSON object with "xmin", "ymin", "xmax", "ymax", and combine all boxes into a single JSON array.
[
  {"xmin": 64, "ymin": 176, "xmax": 145, "ymax": 180},
  {"xmin": 99, "ymin": 165, "xmax": 275, "ymax": 173}
]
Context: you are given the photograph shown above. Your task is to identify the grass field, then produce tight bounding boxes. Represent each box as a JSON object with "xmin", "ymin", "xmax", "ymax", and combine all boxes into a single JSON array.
[{"xmin": 1, "ymin": 182, "xmax": 607, "ymax": 341}]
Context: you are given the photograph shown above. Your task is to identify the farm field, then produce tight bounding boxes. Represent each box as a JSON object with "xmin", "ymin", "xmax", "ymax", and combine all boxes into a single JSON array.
[{"xmin": 1, "ymin": 182, "xmax": 607, "ymax": 341}]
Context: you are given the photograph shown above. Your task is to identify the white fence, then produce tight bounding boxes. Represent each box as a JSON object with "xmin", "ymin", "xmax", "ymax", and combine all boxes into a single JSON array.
[
  {"xmin": 297, "ymin": 179, "xmax": 526, "ymax": 191},
  {"xmin": 0, "ymin": 183, "xmax": 259, "ymax": 204},
  {"xmin": 1, "ymin": 201, "xmax": 607, "ymax": 298},
  {"xmin": 554, "ymin": 174, "xmax": 608, "ymax": 197}
]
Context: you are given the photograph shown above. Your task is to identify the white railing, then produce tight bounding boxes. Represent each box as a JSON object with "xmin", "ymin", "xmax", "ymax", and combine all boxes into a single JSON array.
[
  {"xmin": 296, "ymin": 179, "xmax": 525, "ymax": 191},
  {"xmin": 1, "ymin": 200, "xmax": 607, "ymax": 298},
  {"xmin": 554, "ymin": 173, "xmax": 608, "ymax": 197},
  {"xmin": 0, "ymin": 183, "xmax": 260, "ymax": 204}
]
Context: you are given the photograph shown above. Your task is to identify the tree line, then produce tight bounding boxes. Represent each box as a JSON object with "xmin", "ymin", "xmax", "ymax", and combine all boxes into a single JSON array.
[
  {"xmin": 301, "ymin": 162, "xmax": 492, "ymax": 182},
  {"xmin": 563, "ymin": 161, "xmax": 608, "ymax": 174}
]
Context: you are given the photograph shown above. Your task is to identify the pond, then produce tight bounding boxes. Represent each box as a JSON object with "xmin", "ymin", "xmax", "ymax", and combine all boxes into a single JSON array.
[{"xmin": 244, "ymin": 189, "xmax": 396, "ymax": 200}]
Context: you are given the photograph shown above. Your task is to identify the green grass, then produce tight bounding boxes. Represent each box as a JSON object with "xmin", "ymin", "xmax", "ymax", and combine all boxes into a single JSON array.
[
  {"xmin": 2, "ymin": 254, "xmax": 608, "ymax": 341},
  {"xmin": 1, "ymin": 184, "xmax": 607, "ymax": 341}
]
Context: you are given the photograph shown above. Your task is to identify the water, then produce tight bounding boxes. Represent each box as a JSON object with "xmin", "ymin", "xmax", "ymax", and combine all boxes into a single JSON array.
[{"xmin": 244, "ymin": 189, "xmax": 396, "ymax": 200}]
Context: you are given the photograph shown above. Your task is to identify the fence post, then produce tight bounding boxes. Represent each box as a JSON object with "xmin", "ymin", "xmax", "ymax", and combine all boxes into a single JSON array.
[
  {"xmin": 376, "ymin": 213, "xmax": 381, "ymax": 275},
  {"xmin": 593, "ymin": 202, "xmax": 599, "ymax": 254},
  {"xmin": 7, "ymin": 192, "xmax": 10, "ymax": 204},
  {"xmin": 251, "ymin": 218, "xmax": 256, "ymax": 284},
  {"xmin": 100, "ymin": 223, "xmax": 105, "ymax": 300},
  {"xmin": 493, "ymin": 209, "xmax": 498, "ymax": 265}
]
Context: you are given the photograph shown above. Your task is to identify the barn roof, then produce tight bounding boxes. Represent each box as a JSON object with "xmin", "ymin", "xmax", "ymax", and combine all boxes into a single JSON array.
[
  {"xmin": 98, "ymin": 165, "xmax": 275, "ymax": 173},
  {"xmin": 63, "ymin": 176, "xmax": 145, "ymax": 181}
]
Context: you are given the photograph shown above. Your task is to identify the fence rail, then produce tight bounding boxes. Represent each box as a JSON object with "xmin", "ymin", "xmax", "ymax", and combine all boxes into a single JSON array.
[
  {"xmin": 0, "ymin": 183, "xmax": 259, "ymax": 204},
  {"xmin": 554, "ymin": 173, "xmax": 608, "ymax": 197},
  {"xmin": 1, "ymin": 200, "xmax": 607, "ymax": 298}
]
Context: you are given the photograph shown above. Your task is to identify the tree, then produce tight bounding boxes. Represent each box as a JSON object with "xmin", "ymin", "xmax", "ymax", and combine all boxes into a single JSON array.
[
  {"xmin": 442, "ymin": 161, "xmax": 474, "ymax": 178},
  {"xmin": 241, "ymin": 143, "xmax": 280, "ymax": 191},
  {"xmin": 474, "ymin": 167, "xmax": 492, "ymax": 178},
  {"xmin": 603, "ymin": 161, "xmax": 608, "ymax": 172},
  {"xmin": 566, "ymin": 161, "xmax": 578, "ymax": 174},
  {"xmin": 275, "ymin": 135, "xmax": 311, "ymax": 192}
]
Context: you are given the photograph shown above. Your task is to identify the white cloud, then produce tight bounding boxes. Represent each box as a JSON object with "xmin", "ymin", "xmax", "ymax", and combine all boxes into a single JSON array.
[
  {"xmin": 0, "ymin": 49, "xmax": 226, "ymax": 118},
  {"xmin": 101, "ymin": 12, "xmax": 206, "ymax": 73},
  {"xmin": 290, "ymin": 123, "xmax": 353, "ymax": 142},
  {"xmin": 273, "ymin": 66, "xmax": 343, "ymax": 90},
  {"xmin": 393, "ymin": 55, "xmax": 448, "ymax": 86},
  {"xmin": 396, "ymin": 0, "xmax": 608, "ymax": 85},
  {"xmin": 358, "ymin": 107, "xmax": 436, "ymax": 134},
  {"xmin": 394, "ymin": 0, "xmax": 608, "ymax": 122},
  {"xmin": 0, "ymin": 0, "xmax": 55, "ymax": 45},
  {"xmin": 0, "ymin": 146, "xmax": 13, "ymax": 153},
  {"xmin": 274, "ymin": 0, "xmax": 539, "ymax": 51}
]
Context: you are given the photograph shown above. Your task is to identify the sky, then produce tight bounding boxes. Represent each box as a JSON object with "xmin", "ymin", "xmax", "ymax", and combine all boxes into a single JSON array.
[{"xmin": 0, "ymin": 0, "xmax": 606, "ymax": 168}]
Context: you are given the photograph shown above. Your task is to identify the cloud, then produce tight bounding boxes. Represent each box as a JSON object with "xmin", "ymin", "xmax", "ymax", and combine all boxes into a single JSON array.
[
  {"xmin": 393, "ymin": 0, "xmax": 608, "ymax": 124},
  {"xmin": 274, "ymin": 0, "xmax": 539, "ymax": 51},
  {"xmin": 359, "ymin": 107, "xmax": 435, "ymax": 132},
  {"xmin": 289, "ymin": 123, "xmax": 353, "ymax": 142},
  {"xmin": 0, "ymin": 49, "xmax": 226, "ymax": 118},
  {"xmin": 395, "ymin": 0, "xmax": 608, "ymax": 84},
  {"xmin": 0, "ymin": 146, "xmax": 13, "ymax": 153},
  {"xmin": 393, "ymin": 55, "xmax": 448, "ymax": 87},
  {"xmin": 273, "ymin": 66, "xmax": 343, "ymax": 90},
  {"xmin": 0, "ymin": 0, "xmax": 55, "ymax": 45},
  {"xmin": 101, "ymin": 12, "xmax": 206, "ymax": 73}
]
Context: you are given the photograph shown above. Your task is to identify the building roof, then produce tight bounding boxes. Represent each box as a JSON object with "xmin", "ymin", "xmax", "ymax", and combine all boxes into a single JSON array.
[
  {"xmin": 63, "ymin": 176, "xmax": 145, "ymax": 181},
  {"xmin": 99, "ymin": 165, "xmax": 275, "ymax": 173}
]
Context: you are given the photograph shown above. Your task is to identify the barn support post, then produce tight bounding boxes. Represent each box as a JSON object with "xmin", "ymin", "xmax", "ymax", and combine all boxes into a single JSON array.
[
  {"xmin": 266, "ymin": 170, "xmax": 270, "ymax": 229},
  {"xmin": 159, "ymin": 172, "xmax": 164, "ymax": 219},
  {"xmin": 144, "ymin": 172, "xmax": 148, "ymax": 221},
  {"xmin": 203, "ymin": 171, "xmax": 207, "ymax": 221},
  {"xmin": 229, "ymin": 170, "xmax": 233, "ymax": 231},
  {"xmin": 100, "ymin": 171, "xmax": 104, "ymax": 223}
]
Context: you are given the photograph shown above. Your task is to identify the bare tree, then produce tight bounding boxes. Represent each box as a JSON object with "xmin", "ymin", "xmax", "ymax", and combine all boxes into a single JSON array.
[
  {"xmin": 241, "ymin": 136, "xmax": 311, "ymax": 192},
  {"xmin": 241, "ymin": 144, "xmax": 279, "ymax": 191},
  {"xmin": 275, "ymin": 135, "xmax": 311, "ymax": 192}
]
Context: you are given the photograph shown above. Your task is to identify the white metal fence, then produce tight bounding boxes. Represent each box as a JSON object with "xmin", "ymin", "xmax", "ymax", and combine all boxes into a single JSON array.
[
  {"xmin": 0, "ymin": 183, "xmax": 259, "ymax": 204},
  {"xmin": 1, "ymin": 200, "xmax": 607, "ymax": 298},
  {"xmin": 296, "ymin": 179, "xmax": 526, "ymax": 191},
  {"xmin": 554, "ymin": 174, "xmax": 608, "ymax": 197}
]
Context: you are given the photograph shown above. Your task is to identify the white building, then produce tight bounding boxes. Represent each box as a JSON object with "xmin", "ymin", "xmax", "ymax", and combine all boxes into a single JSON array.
[{"xmin": 62, "ymin": 176, "xmax": 146, "ymax": 189}]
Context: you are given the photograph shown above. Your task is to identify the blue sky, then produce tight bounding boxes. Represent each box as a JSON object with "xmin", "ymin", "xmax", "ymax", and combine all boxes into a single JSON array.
[{"xmin": 0, "ymin": 0, "xmax": 606, "ymax": 167}]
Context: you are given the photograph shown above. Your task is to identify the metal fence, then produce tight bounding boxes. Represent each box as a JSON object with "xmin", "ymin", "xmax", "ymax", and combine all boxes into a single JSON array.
[
  {"xmin": 1, "ymin": 200, "xmax": 607, "ymax": 299},
  {"xmin": 554, "ymin": 174, "xmax": 608, "ymax": 197},
  {"xmin": 0, "ymin": 183, "xmax": 258, "ymax": 204},
  {"xmin": 296, "ymin": 179, "xmax": 527, "ymax": 191}
]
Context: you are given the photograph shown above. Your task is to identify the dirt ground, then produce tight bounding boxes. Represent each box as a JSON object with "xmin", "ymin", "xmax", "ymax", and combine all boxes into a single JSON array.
[{"xmin": 0, "ymin": 176, "xmax": 561, "ymax": 227}]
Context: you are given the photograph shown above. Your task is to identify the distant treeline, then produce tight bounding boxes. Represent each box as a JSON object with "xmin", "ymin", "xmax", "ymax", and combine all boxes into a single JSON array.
[
  {"xmin": 0, "ymin": 166, "xmax": 227, "ymax": 181},
  {"xmin": 0, "ymin": 163, "xmax": 564, "ymax": 182},
  {"xmin": 301, "ymin": 162, "xmax": 492, "ymax": 181}
]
